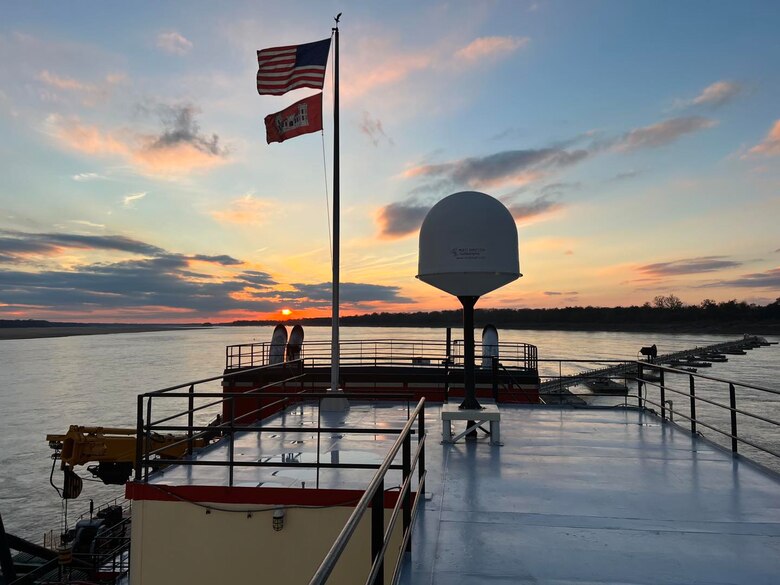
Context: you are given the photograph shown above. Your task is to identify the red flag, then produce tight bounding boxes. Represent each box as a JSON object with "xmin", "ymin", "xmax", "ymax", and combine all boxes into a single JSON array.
[{"xmin": 265, "ymin": 93, "xmax": 323, "ymax": 144}]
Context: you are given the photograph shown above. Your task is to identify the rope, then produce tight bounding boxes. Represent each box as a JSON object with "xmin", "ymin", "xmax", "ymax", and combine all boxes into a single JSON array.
[{"xmin": 321, "ymin": 131, "xmax": 332, "ymax": 263}]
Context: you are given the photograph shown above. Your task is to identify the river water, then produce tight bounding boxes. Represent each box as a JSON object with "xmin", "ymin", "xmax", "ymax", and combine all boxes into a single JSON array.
[{"xmin": 1, "ymin": 326, "xmax": 777, "ymax": 541}]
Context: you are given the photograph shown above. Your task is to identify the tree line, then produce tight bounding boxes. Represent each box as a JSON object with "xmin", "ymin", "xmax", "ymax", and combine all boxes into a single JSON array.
[{"xmin": 231, "ymin": 296, "xmax": 780, "ymax": 332}]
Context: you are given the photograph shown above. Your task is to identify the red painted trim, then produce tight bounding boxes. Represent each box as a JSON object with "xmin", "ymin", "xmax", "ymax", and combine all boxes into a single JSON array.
[{"xmin": 126, "ymin": 482, "xmax": 407, "ymax": 509}]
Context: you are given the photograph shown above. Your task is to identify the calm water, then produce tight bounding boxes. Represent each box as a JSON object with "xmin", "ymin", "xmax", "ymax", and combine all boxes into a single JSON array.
[{"xmin": 0, "ymin": 326, "xmax": 777, "ymax": 541}]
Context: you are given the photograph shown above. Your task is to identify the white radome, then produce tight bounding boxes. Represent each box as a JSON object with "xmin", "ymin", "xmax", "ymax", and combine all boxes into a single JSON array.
[{"xmin": 417, "ymin": 191, "xmax": 521, "ymax": 297}]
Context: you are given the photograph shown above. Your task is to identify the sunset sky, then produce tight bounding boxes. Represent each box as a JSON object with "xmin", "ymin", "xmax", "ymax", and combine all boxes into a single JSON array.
[{"xmin": 0, "ymin": 1, "xmax": 778, "ymax": 322}]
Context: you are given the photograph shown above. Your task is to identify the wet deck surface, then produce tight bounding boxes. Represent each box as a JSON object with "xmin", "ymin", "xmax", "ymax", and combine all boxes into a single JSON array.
[
  {"xmin": 151, "ymin": 402, "xmax": 780, "ymax": 584},
  {"xmin": 149, "ymin": 400, "xmax": 414, "ymax": 490},
  {"xmin": 401, "ymin": 406, "xmax": 780, "ymax": 585}
]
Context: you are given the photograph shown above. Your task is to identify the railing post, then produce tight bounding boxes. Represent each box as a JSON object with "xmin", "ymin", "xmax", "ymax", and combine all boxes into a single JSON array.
[
  {"xmin": 729, "ymin": 383, "xmax": 738, "ymax": 453},
  {"xmin": 229, "ymin": 397, "xmax": 235, "ymax": 486},
  {"xmin": 135, "ymin": 395, "xmax": 144, "ymax": 481},
  {"xmin": 418, "ymin": 401, "xmax": 425, "ymax": 497},
  {"xmin": 491, "ymin": 356, "xmax": 499, "ymax": 402},
  {"xmin": 371, "ymin": 479, "xmax": 385, "ymax": 585},
  {"xmin": 402, "ymin": 433, "xmax": 411, "ymax": 553},
  {"xmin": 659, "ymin": 369, "xmax": 666, "ymax": 420},
  {"xmin": 637, "ymin": 363, "xmax": 643, "ymax": 408},
  {"xmin": 443, "ymin": 358, "xmax": 450, "ymax": 403},
  {"xmin": 689, "ymin": 375, "xmax": 697, "ymax": 435},
  {"xmin": 558, "ymin": 360, "xmax": 562, "ymax": 394},
  {"xmin": 187, "ymin": 384, "xmax": 194, "ymax": 455},
  {"xmin": 144, "ymin": 397, "xmax": 152, "ymax": 482}
]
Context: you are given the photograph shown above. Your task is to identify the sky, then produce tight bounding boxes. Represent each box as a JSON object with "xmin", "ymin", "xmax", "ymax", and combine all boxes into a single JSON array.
[{"xmin": 0, "ymin": 0, "xmax": 778, "ymax": 323}]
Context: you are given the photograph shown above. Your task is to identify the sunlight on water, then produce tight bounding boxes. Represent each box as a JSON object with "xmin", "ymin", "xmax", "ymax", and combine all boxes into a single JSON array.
[{"xmin": 0, "ymin": 326, "xmax": 777, "ymax": 541}]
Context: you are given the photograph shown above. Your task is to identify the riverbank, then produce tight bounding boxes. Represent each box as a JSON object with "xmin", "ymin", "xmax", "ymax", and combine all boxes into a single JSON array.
[
  {"xmin": 3, "ymin": 321, "xmax": 778, "ymax": 340},
  {"xmin": 0, "ymin": 325, "xmax": 208, "ymax": 340}
]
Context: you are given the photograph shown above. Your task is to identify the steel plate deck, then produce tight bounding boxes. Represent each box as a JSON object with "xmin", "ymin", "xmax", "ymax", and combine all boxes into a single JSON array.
[
  {"xmin": 148, "ymin": 401, "xmax": 419, "ymax": 490},
  {"xmin": 147, "ymin": 402, "xmax": 780, "ymax": 584},
  {"xmin": 400, "ymin": 406, "xmax": 780, "ymax": 585}
]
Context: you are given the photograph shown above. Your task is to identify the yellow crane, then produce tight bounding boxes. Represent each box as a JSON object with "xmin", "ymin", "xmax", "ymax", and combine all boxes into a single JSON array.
[{"xmin": 47, "ymin": 421, "xmax": 220, "ymax": 499}]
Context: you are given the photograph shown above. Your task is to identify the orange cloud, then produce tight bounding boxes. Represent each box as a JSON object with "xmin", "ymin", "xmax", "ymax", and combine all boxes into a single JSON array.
[
  {"xmin": 748, "ymin": 120, "xmax": 780, "ymax": 157},
  {"xmin": 342, "ymin": 44, "xmax": 432, "ymax": 101},
  {"xmin": 455, "ymin": 36, "xmax": 530, "ymax": 63},
  {"xmin": 211, "ymin": 194, "xmax": 276, "ymax": 225},
  {"xmin": 38, "ymin": 70, "xmax": 126, "ymax": 106},
  {"xmin": 133, "ymin": 141, "xmax": 226, "ymax": 174},
  {"xmin": 46, "ymin": 114, "xmax": 228, "ymax": 176},
  {"xmin": 342, "ymin": 34, "xmax": 529, "ymax": 102},
  {"xmin": 48, "ymin": 115, "xmax": 129, "ymax": 156}
]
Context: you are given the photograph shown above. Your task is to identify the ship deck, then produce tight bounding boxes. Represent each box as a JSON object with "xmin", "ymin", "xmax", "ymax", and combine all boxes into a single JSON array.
[
  {"xmin": 401, "ymin": 406, "xmax": 780, "ymax": 585},
  {"xmin": 147, "ymin": 402, "xmax": 780, "ymax": 584}
]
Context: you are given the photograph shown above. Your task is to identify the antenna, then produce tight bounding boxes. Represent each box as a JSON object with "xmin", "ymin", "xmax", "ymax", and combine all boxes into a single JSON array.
[{"xmin": 417, "ymin": 191, "xmax": 521, "ymax": 410}]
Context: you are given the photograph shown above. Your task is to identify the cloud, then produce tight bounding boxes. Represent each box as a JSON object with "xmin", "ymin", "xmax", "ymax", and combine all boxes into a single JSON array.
[
  {"xmin": 69, "ymin": 220, "xmax": 105, "ymax": 229},
  {"xmin": 47, "ymin": 104, "xmax": 229, "ymax": 176},
  {"xmin": 156, "ymin": 31, "xmax": 193, "ymax": 55},
  {"xmin": 123, "ymin": 192, "xmax": 147, "ymax": 208},
  {"xmin": 544, "ymin": 291, "xmax": 578, "ymax": 296},
  {"xmin": 285, "ymin": 282, "xmax": 412, "ymax": 305},
  {"xmin": 0, "ymin": 258, "xmax": 262, "ymax": 315},
  {"xmin": 454, "ymin": 36, "xmax": 530, "ymax": 63},
  {"xmin": 342, "ymin": 33, "xmax": 528, "ymax": 101},
  {"xmin": 698, "ymin": 267, "xmax": 780, "ymax": 289},
  {"xmin": 403, "ymin": 147, "xmax": 588, "ymax": 190},
  {"xmin": 490, "ymin": 127, "xmax": 525, "ymax": 141},
  {"xmin": 677, "ymin": 80, "xmax": 743, "ymax": 109},
  {"xmin": 538, "ymin": 182, "xmax": 579, "ymax": 197},
  {"xmin": 191, "ymin": 254, "xmax": 243, "ymax": 266},
  {"xmin": 0, "ymin": 230, "xmax": 408, "ymax": 318},
  {"xmin": 211, "ymin": 194, "xmax": 275, "ymax": 226},
  {"xmin": 72, "ymin": 172, "xmax": 104, "ymax": 182},
  {"xmin": 615, "ymin": 116, "xmax": 717, "ymax": 151},
  {"xmin": 236, "ymin": 270, "xmax": 276, "ymax": 286},
  {"xmin": 506, "ymin": 195, "xmax": 563, "ymax": 223},
  {"xmin": 37, "ymin": 70, "xmax": 125, "ymax": 106},
  {"xmin": 637, "ymin": 256, "xmax": 742, "ymax": 277},
  {"xmin": 0, "ymin": 230, "xmax": 169, "ymax": 266},
  {"xmin": 342, "ymin": 40, "xmax": 432, "ymax": 100},
  {"xmin": 606, "ymin": 170, "xmax": 642, "ymax": 182},
  {"xmin": 148, "ymin": 104, "xmax": 225, "ymax": 156},
  {"xmin": 376, "ymin": 198, "xmax": 432, "ymax": 239},
  {"xmin": 359, "ymin": 112, "xmax": 393, "ymax": 147},
  {"xmin": 747, "ymin": 120, "xmax": 780, "ymax": 157},
  {"xmin": 48, "ymin": 115, "xmax": 129, "ymax": 156}
]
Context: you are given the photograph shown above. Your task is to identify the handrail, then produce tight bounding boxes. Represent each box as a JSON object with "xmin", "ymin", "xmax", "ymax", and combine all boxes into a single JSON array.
[
  {"xmin": 635, "ymin": 360, "xmax": 780, "ymax": 396},
  {"xmin": 225, "ymin": 339, "xmax": 539, "ymax": 372},
  {"xmin": 147, "ymin": 359, "xmax": 302, "ymax": 396},
  {"xmin": 308, "ymin": 397, "xmax": 426, "ymax": 585},
  {"xmin": 635, "ymin": 361, "xmax": 780, "ymax": 463}
]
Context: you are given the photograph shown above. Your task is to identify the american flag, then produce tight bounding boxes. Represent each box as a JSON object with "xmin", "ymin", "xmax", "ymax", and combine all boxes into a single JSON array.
[{"xmin": 257, "ymin": 38, "xmax": 331, "ymax": 96}]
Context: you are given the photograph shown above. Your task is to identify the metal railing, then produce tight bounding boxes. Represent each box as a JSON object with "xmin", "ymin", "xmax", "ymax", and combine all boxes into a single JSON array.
[
  {"xmin": 308, "ymin": 398, "xmax": 427, "ymax": 585},
  {"xmin": 226, "ymin": 339, "xmax": 538, "ymax": 373},
  {"xmin": 134, "ymin": 360, "xmax": 305, "ymax": 482},
  {"xmin": 636, "ymin": 362, "xmax": 780, "ymax": 464},
  {"xmin": 134, "ymin": 361, "xmax": 426, "ymax": 490},
  {"xmin": 10, "ymin": 516, "xmax": 131, "ymax": 585}
]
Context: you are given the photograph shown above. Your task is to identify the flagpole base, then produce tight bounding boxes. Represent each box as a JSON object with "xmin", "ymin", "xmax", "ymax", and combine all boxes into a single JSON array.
[{"xmin": 320, "ymin": 389, "xmax": 349, "ymax": 412}]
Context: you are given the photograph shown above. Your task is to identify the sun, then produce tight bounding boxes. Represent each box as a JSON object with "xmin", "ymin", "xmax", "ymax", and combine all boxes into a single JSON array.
[{"xmin": 281, "ymin": 309, "xmax": 292, "ymax": 316}]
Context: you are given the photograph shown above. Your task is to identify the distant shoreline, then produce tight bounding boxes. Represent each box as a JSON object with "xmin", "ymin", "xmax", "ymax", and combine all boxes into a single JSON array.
[
  {"xmin": 1, "ymin": 321, "xmax": 777, "ymax": 341},
  {"xmin": 0, "ymin": 325, "xmax": 207, "ymax": 340}
]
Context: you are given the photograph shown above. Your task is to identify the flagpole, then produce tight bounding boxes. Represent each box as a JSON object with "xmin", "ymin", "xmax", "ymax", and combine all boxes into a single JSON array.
[{"xmin": 329, "ymin": 14, "xmax": 341, "ymax": 397}]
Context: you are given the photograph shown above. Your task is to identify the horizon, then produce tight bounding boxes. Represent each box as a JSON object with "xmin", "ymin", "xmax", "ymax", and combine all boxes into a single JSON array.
[
  {"xmin": 3, "ymin": 294, "xmax": 778, "ymax": 327},
  {"xmin": 1, "ymin": 1, "xmax": 779, "ymax": 324}
]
